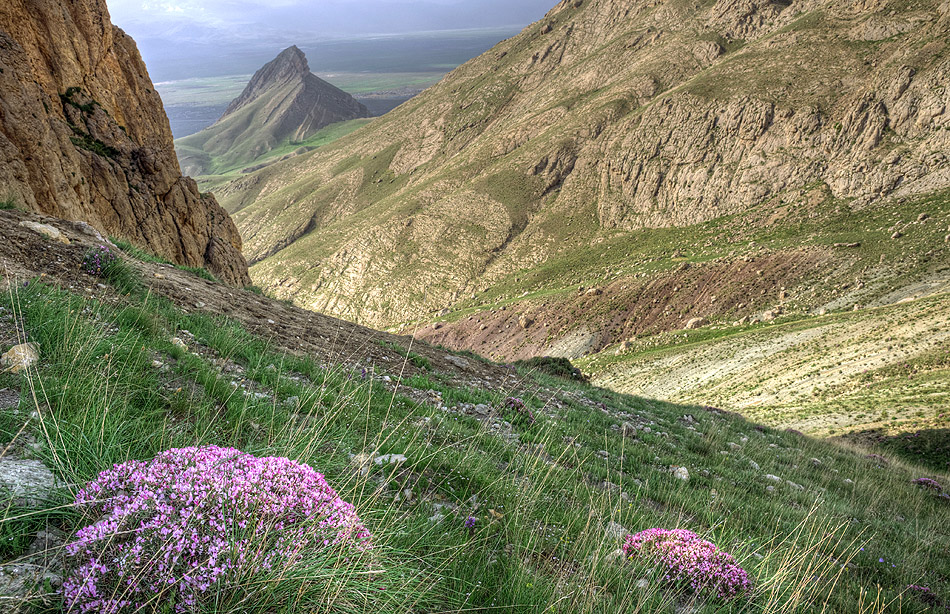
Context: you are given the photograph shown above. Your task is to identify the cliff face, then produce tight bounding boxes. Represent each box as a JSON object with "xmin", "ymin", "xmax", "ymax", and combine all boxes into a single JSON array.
[
  {"xmin": 0, "ymin": 0, "xmax": 249, "ymax": 285},
  {"xmin": 176, "ymin": 46, "xmax": 370, "ymax": 176}
]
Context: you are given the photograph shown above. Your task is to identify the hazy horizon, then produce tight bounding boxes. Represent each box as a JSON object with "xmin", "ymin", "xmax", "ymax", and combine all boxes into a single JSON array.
[{"xmin": 106, "ymin": 0, "xmax": 554, "ymax": 81}]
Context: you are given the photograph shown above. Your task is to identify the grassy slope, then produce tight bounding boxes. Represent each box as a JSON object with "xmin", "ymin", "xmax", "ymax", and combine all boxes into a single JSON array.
[
  {"xmin": 1, "ymin": 255, "xmax": 949, "ymax": 612},
  {"xmin": 181, "ymin": 119, "xmax": 373, "ymax": 193}
]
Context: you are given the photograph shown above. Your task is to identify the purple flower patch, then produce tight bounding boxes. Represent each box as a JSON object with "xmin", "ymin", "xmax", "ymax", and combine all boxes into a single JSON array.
[
  {"xmin": 63, "ymin": 446, "xmax": 371, "ymax": 613},
  {"xmin": 81, "ymin": 245, "xmax": 118, "ymax": 277},
  {"xmin": 912, "ymin": 477, "xmax": 943, "ymax": 491},
  {"xmin": 622, "ymin": 528, "xmax": 752, "ymax": 600}
]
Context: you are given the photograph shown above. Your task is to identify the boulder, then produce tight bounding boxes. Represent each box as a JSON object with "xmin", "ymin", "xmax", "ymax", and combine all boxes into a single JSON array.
[
  {"xmin": 0, "ymin": 460, "xmax": 60, "ymax": 508},
  {"xmin": 1, "ymin": 343, "xmax": 40, "ymax": 374},
  {"xmin": 17, "ymin": 222, "xmax": 69, "ymax": 245}
]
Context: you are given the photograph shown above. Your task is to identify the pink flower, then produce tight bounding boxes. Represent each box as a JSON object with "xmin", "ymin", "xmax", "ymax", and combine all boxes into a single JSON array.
[
  {"xmin": 63, "ymin": 446, "xmax": 371, "ymax": 613},
  {"xmin": 622, "ymin": 528, "xmax": 752, "ymax": 600}
]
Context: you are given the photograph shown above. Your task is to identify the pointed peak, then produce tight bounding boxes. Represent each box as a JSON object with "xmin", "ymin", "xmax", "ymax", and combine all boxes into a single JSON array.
[
  {"xmin": 270, "ymin": 45, "xmax": 310, "ymax": 76},
  {"xmin": 221, "ymin": 45, "xmax": 312, "ymax": 117}
]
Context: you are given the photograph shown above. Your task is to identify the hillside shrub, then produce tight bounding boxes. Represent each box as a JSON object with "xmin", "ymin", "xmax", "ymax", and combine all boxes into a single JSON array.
[
  {"xmin": 622, "ymin": 528, "xmax": 752, "ymax": 600},
  {"xmin": 514, "ymin": 356, "xmax": 587, "ymax": 382},
  {"xmin": 912, "ymin": 477, "xmax": 942, "ymax": 491},
  {"xmin": 63, "ymin": 446, "xmax": 371, "ymax": 613},
  {"xmin": 81, "ymin": 245, "xmax": 140, "ymax": 294}
]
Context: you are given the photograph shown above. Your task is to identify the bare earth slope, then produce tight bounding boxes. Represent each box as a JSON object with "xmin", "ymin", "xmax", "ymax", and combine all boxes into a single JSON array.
[
  {"xmin": 0, "ymin": 0, "xmax": 249, "ymax": 285},
  {"xmin": 218, "ymin": 0, "xmax": 949, "ymax": 327},
  {"xmin": 176, "ymin": 46, "xmax": 370, "ymax": 177}
]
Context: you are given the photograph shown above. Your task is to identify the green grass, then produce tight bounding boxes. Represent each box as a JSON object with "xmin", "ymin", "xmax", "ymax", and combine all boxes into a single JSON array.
[
  {"xmin": 180, "ymin": 118, "xmax": 373, "ymax": 185},
  {"xmin": 377, "ymin": 339, "xmax": 433, "ymax": 371},
  {"xmin": 0, "ymin": 280, "xmax": 948, "ymax": 612},
  {"xmin": 112, "ymin": 237, "xmax": 170, "ymax": 264},
  {"xmin": 0, "ymin": 199, "xmax": 15, "ymax": 211}
]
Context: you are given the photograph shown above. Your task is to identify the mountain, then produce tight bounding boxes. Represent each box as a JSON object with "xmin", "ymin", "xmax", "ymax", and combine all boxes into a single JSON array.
[
  {"xmin": 176, "ymin": 47, "xmax": 370, "ymax": 177},
  {"xmin": 214, "ymin": 0, "xmax": 949, "ymax": 339},
  {"xmin": 0, "ymin": 0, "xmax": 249, "ymax": 285}
]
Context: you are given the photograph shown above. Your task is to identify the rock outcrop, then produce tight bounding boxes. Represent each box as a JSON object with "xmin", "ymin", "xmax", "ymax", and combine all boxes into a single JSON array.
[
  {"xmin": 176, "ymin": 46, "xmax": 370, "ymax": 175},
  {"xmin": 0, "ymin": 0, "xmax": 249, "ymax": 285}
]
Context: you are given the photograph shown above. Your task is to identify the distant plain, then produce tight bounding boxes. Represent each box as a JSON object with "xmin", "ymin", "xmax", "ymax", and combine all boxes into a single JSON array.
[{"xmin": 157, "ymin": 29, "xmax": 518, "ymax": 137}]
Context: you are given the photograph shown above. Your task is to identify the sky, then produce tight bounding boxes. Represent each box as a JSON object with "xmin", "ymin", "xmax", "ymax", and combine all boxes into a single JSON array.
[
  {"xmin": 107, "ymin": 0, "xmax": 555, "ymax": 38},
  {"xmin": 106, "ymin": 0, "xmax": 555, "ymax": 80}
]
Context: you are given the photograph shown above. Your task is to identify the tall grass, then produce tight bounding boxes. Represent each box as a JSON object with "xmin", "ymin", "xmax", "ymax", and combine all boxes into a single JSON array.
[{"xmin": 0, "ymin": 281, "xmax": 947, "ymax": 612}]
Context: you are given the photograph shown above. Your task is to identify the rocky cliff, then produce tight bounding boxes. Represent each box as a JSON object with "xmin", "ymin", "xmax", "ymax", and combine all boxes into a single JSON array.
[
  {"xmin": 176, "ymin": 46, "xmax": 370, "ymax": 176},
  {"xmin": 0, "ymin": 0, "xmax": 249, "ymax": 285},
  {"xmin": 216, "ymin": 0, "xmax": 949, "ymax": 338}
]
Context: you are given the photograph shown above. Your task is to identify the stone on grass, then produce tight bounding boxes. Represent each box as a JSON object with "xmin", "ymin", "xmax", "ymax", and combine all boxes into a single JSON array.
[
  {"xmin": 764, "ymin": 474, "xmax": 782, "ymax": 482},
  {"xmin": 673, "ymin": 466, "xmax": 690, "ymax": 481},
  {"xmin": 374, "ymin": 454, "xmax": 407, "ymax": 466},
  {"xmin": 171, "ymin": 337, "xmax": 188, "ymax": 352},
  {"xmin": 685, "ymin": 317, "xmax": 707, "ymax": 330},
  {"xmin": 2, "ymin": 343, "xmax": 40, "ymax": 374},
  {"xmin": 605, "ymin": 521, "xmax": 628, "ymax": 540},
  {"xmin": 0, "ymin": 459, "xmax": 59, "ymax": 509}
]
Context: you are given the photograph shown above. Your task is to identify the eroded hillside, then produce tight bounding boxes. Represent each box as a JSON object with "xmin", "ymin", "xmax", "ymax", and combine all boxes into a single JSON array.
[{"xmin": 215, "ymin": 0, "xmax": 948, "ymax": 331}]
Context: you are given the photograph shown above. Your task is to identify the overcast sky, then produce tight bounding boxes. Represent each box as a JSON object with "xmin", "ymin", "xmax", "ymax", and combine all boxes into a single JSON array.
[
  {"xmin": 107, "ymin": 0, "xmax": 555, "ymax": 36},
  {"xmin": 106, "ymin": 0, "xmax": 554, "ymax": 80}
]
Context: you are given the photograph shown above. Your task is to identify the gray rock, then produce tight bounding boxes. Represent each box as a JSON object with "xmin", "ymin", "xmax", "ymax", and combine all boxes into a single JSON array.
[
  {"xmin": 0, "ymin": 460, "xmax": 59, "ymax": 508},
  {"xmin": 374, "ymin": 454, "xmax": 408, "ymax": 466},
  {"xmin": 26, "ymin": 527, "xmax": 66, "ymax": 558},
  {"xmin": 764, "ymin": 474, "xmax": 782, "ymax": 482},
  {"xmin": 0, "ymin": 562, "xmax": 63, "ymax": 602},
  {"xmin": 445, "ymin": 354, "xmax": 471, "ymax": 370},
  {"xmin": 605, "ymin": 521, "xmax": 628, "ymax": 540},
  {"xmin": 749, "ymin": 460, "xmax": 760, "ymax": 471},
  {"xmin": 0, "ymin": 389, "xmax": 19, "ymax": 410}
]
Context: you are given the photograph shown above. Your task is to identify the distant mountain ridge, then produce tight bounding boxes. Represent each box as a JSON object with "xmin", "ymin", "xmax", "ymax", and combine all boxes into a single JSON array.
[{"xmin": 176, "ymin": 46, "xmax": 369, "ymax": 176}]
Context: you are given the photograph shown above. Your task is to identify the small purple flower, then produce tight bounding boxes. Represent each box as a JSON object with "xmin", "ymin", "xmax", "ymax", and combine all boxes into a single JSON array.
[{"xmin": 464, "ymin": 516, "xmax": 477, "ymax": 529}]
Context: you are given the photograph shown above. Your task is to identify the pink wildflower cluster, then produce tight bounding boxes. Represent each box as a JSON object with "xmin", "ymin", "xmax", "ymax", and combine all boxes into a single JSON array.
[
  {"xmin": 913, "ymin": 477, "xmax": 943, "ymax": 491},
  {"xmin": 81, "ymin": 245, "xmax": 118, "ymax": 277},
  {"xmin": 63, "ymin": 446, "xmax": 371, "ymax": 613},
  {"xmin": 504, "ymin": 396, "xmax": 536, "ymax": 424},
  {"xmin": 622, "ymin": 528, "xmax": 752, "ymax": 600}
]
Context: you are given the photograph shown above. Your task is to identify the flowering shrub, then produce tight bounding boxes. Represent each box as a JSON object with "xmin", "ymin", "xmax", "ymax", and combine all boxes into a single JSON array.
[
  {"xmin": 63, "ymin": 446, "xmax": 371, "ymax": 613},
  {"xmin": 912, "ymin": 477, "xmax": 943, "ymax": 491},
  {"xmin": 81, "ymin": 245, "xmax": 118, "ymax": 277},
  {"xmin": 622, "ymin": 528, "xmax": 752, "ymax": 600},
  {"xmin": 504, "ymin": 396, "xmax": 536, "ymax": 424}
]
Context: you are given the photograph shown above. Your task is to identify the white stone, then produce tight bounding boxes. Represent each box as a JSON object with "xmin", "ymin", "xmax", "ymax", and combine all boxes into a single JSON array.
[{"xmin": 673, "ymin": 466, "xmax": 690, "ymax": 481}]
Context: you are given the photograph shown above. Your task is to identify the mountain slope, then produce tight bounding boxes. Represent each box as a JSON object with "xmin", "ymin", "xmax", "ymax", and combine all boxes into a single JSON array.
[
  {"xmin": 176, "ymin": 46, "xmax": 370, "ymax": 176},
  {"xmin": 0, "ymin": 0, "xmax": 249, "ymax": 285},
  {"xmin": 215, "ymin": 0, "xmax": 949, "ymax": 325},
  {"xmin": 1, "ymin": 208, "xmax": 949, "ymax": 612}
]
